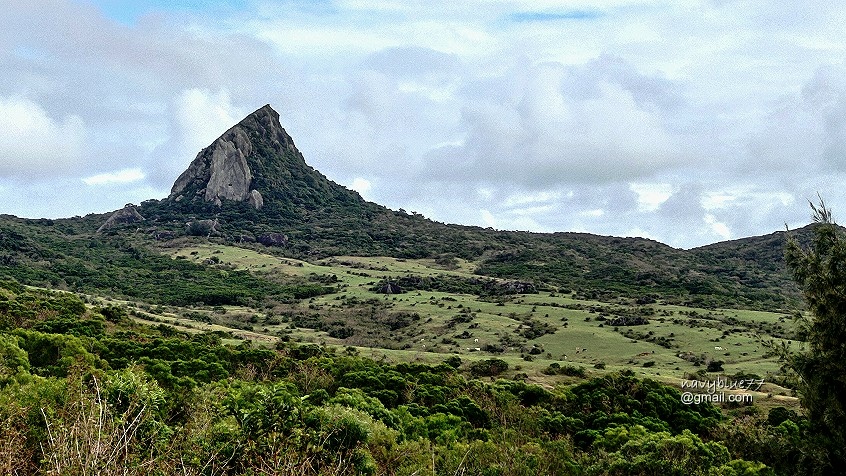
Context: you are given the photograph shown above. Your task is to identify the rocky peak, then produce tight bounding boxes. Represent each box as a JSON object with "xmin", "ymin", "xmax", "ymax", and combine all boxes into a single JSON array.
[
  {"xmin": 169, "ymin": 104, "xmax": 297, "ymax": 209},
  {"xmin": 165, "ymin": 103, "xmax": 365, "ymax": 221}
]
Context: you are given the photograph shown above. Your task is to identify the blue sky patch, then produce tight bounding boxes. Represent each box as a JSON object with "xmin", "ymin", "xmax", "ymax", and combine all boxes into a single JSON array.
[
  {"xmin": 82, "ymin": 0, "xmax": 250, "ymax": 25},
  {"xmin": 508, "ymin": 10, "xmax": 604, "ymax": 22}
]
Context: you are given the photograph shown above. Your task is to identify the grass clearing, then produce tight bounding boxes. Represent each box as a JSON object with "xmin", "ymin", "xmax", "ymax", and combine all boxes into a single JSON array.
[{"xmin": 146, "ymin": 242, "xmax": 805, "ymax": 403}]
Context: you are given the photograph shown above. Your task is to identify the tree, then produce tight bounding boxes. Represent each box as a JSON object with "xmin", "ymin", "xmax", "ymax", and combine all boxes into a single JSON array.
[{"xmin": 784, "ymin": 199, "xmax": 846, "ymax": 473}]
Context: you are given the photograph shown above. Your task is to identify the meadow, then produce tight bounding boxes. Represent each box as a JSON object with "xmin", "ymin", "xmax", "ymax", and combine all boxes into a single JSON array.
[
  {"xmin": 160, "ymin": 241, "xmax": 799, "ymax": 403},
  {"xmin": 0, "ymin": 234, "xmax": 809, "ymax": 474}
]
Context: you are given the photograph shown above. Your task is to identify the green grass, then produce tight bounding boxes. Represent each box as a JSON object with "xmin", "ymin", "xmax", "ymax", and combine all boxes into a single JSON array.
[{"xmin": 157, "ymin": 243, "xmax": 801, "ymax": 400}]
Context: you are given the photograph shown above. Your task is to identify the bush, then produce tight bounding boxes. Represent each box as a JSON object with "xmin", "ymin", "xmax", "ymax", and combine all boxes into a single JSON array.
[
  {"xmin": 707, "ymin": 360, "xmax": 725, "ymax": 372},
  {"xmin": 469, "ymin": 359, "xmax": 509, "ymax": 378}
]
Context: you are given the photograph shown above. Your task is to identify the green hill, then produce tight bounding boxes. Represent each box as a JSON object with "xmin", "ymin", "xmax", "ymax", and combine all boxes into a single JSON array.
[
  {"xmin": 0, "ymin": 105, "xmax": 811, "ymax": 310},
  {"xmin": 0, "ymin": 104, "xmax": 819, "ymax": 475}
]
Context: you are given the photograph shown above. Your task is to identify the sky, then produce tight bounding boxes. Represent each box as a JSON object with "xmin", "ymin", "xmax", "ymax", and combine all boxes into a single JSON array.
[{"xmin": 2, "ymin": 0, "xmax": 845, "ymax": 249}]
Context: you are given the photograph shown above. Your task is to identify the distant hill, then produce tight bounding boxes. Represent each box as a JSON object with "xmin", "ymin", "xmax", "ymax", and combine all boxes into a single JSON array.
[{"xmin": 0, "ymin": 105, "xmax": 810, "ymax": 310}]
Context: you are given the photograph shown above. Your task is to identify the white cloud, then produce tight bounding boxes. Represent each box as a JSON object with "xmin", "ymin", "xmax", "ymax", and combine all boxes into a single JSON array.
[
  {"xmin": 350, "ymin": 177, "xmax": 372, "ymax": 197},
  {"xmin": 481, "ymin": 209, "xmax": 497, "ymax": 227},
  {"xmin": 630, "ymin": 183, "xmax": 673, "ymax": 211},
  {"xmin": 504, "ymin": 190, "xmax": 562, "ymax": 207},
  {"xmin": 705, "ymin": 213, "xmax": 731, "ymax": 240},
  {"xmin": 580, "ymin": 208, "xmax": 606, "ymax": 217},
  {"xmin": 0, "ymin": 96, "xmax": 86, "ymax": 179},
  {"xmin": 256, "ymin": 26, "xmax": 396, "ymax": 56},
  {"xmin": 701, "ymin": 191, "xmax": 737, "ymax": 210},
  {"xmin": 82, "ymin": 168, "xmax": 146, "ymax": 186},
  {"xmin": 145, "ymin": 88, "xmax": 245, "ymax": 188},
  {"xmin": 2, "ymin": 0, "xmax": 844, "ymax": 246},
  {"xmin": 174, "ymin": 88, "xmax": 243, "ymax": 160}
]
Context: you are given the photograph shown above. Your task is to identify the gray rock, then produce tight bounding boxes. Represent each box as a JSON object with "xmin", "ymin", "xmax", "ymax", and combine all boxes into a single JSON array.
[
  {"xmin": 186, "ymin": 219, "xmax": 220, "ymax": 237},
  {"xmin": 248, "ymin": 189, "xmax": 264, "ymax": 209},
  {"xmin": 97, "ymin": 204, "xmax": 145, "ymax": 233},
  {"xmin": 375, "ymin": 282, "xmax": 403, "ymax": 294},
  {"xmin": 169, "ymin": 104, "xmax": 288, "ymax": 210},
  {"xmin": 170, "ymin": 127, "xmax": 252, "ymax": 204},
  {"xmin": 151, "ymin": 230, "xmax": 176, "ymax": 241},
  {"xmin": 236, "ymin": 233, "xmax": 256, "ymax": 243},
  {"xmin": 257, "ymin": 232, "xmax": 288, "ymax": 247},
  {"xmin": 501, "ymin": 281, "xmax": 537, "ymax": 294},
  {"xmin": 203, "ymin": 127, "xmax": 253, "ymax": 203}
]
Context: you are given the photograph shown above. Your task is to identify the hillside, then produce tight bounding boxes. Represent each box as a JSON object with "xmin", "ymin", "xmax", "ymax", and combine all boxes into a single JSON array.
[
  {"xmin": 0, "ymin": 276, "xmax": 803, "ymax": 475},
  {"xmin": 0, "ymin": 104, "xmax": 816, "ymax": 475},
  {"xmin": 0, "ymin": 105, "xmax": 806, "ymax": 311}
]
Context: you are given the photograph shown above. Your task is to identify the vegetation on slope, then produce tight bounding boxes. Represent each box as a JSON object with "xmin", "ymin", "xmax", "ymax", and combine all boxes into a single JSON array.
[
  {"xmin": 783, "ymin": 203, "xmax": 846, "ymax": 473},
  {"xmin": 3, "ymin": 204, "xmax": 807, "ymax": 313},
  {"xmin": 0, "ymin": 278, "xmax": 806, "ymax": 474},
  {"xmin": 0, "ymin": 217, "xmax": 329, "ymax": 306}
]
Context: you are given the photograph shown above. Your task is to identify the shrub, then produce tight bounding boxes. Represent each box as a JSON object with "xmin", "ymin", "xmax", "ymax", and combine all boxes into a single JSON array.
[{"xmin": 469, "ymin": 359, "xmax": 509, "ymax": 378}]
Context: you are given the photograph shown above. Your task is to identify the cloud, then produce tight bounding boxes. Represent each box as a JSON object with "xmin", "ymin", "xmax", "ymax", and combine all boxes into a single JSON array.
[
  {"xmin": 704, "ymin": 213, "xmax": 731, "ymax": 240},
  {"xmin": 145, "ymin": 88, "xmax": 245, "ymax": 188},
  {"xmin": 0, "ymin": 176, "xmax": 159, "ymax": 219},
  {"xmin": 174, "ymin": 88, "xmax": 243, "ymax": 160},
  {"xmin": 82, "ymin": 168, "xmax": 146, "ymax": 186},
  {"xmin": 350, "ymin": 177, "xmax": 372, "ymax": 197},
  {"xmin": 409, "ymin": 55, "xmax": 690, "ymax": 190},
  {"xmin": 1, "ymin": 0, "xmax": 844, "ymax": 247},
  {"xmin": 630, "ymin": 182, "xmax": 673, "ymax": 212},
  {"xmin": 0, "ymin": 96, "xmax": 86, "ymax": 179}
]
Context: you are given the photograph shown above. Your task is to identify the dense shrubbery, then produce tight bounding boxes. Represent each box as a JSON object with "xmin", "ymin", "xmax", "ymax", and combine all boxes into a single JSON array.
[
  {"xmin": 0, "ymin": 278, "xmax": 809, "ymax": 474},
  {"xmin": 372, "ymin": 275, "xmax": 537, "ymax": 298},
  {"xmin": 0, "ymin": 218, "xmax": 337, "ymax": 307}
]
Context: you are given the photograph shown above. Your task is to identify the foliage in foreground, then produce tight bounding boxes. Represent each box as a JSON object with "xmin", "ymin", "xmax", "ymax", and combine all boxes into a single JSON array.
[
  {"xmin": 0, "ymin": 278, "xmax": 808, "ymax": 475},
  {"xmin": 784, "ymin": 201, "xmax": 846, "ymax": 473}
]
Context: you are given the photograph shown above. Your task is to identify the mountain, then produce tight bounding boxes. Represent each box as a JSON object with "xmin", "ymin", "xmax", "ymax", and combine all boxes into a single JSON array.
[
  {"xmin": 0, "ymin": 105, "xmax": 809, "ymax": 310},
  {"xmin": 167, "ymin": 104, "xmax": 363, "ymax": 213}
]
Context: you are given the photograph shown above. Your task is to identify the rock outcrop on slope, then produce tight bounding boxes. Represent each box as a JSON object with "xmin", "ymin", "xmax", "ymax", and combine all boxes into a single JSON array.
[
  {"xmin": 257, "ymin": 232, "xmax": 288, "ymax": 247},
  {"xmin": 96, "ymin": 204, "xmax": 144, "ymax": 233},
  {"xmin": 169, "ymin": 104, "xmax": 300, "ymax": 210}
]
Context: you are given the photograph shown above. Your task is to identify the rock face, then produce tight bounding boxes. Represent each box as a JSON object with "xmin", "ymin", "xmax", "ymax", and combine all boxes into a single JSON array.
[
  {"xmin": 151, "ymin": 230, "xmax": 176, "ymax": 241},
  {"xmin": 97, "ymin": 204, "xmax": 144, "ymax": 233},
  {"xmin": 169, "ymin": 104, "xmax": 290, "ymax": 209}
]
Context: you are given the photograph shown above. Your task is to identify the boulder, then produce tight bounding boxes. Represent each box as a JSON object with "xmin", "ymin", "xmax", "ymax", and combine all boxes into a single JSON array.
[
  {"xmin": 248, "ymin": 189, "xmax": 264, "ymax": 209},
  {"xmin": 375, "ymin": 282, "xmax": 403, "ymax": 294},
  {"xmin": 502, "ymin": 281, "xmax": 537, "ymax": 294},
  {"xmin": 257, "ymin": 232, "xmax": 288, "ymax": 247},
  {"xmin": 236, "ymin": 233, "xmax": 256, "ymax": 243},
  {"xmin": 186, "ymin": 219, "xmax": 220, "ymax": 237},
  {"xmin": 96, "ymin": 204, "xmax": 145, "ymax": 233},
  {"xmin": 151, "ymin": 230, "xmax": 176, "ymax": 241}
]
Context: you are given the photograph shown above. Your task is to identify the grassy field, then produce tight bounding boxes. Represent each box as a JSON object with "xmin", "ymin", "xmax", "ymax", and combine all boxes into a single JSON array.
[{"xmin": 150, "ymin": 242, "xmax": 802, "ymax": 403}]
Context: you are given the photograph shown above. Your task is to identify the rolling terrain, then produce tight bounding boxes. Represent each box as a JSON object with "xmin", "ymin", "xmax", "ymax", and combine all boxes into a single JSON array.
[
  {"xmin": 0, "ymin": 104, "xmax": 819, "ymax": 474},
  {"xmin": 0, "ymin": 105, "xmax": 810, "ymax": 389}
]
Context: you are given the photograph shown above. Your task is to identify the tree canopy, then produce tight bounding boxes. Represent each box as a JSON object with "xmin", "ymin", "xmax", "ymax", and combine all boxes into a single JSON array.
[{"xmin": 785, "ymin": 199, "xmax": 846, "ymax": 473}]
